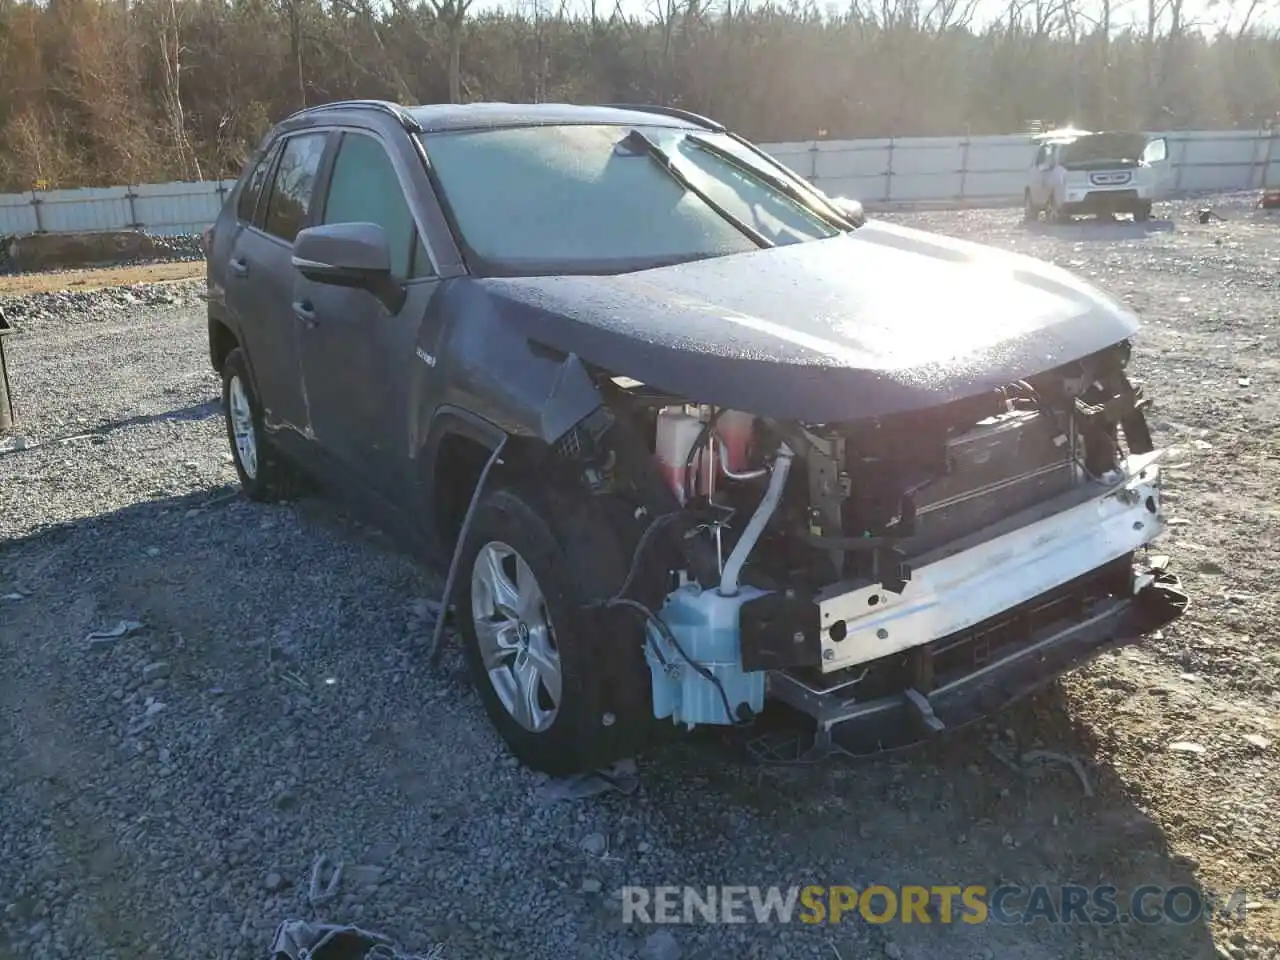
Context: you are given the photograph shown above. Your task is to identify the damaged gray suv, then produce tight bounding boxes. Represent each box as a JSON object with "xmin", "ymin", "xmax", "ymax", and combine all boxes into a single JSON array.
[{"xmin": 205, "ymin": 99, "xmax": 1188, "ymax": 775}]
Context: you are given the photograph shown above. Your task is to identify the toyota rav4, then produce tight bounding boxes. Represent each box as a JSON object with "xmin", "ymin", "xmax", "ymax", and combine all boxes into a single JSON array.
[{"xmin": 205, "ymin": 100, "xmax": 1187, "ymax": 775}]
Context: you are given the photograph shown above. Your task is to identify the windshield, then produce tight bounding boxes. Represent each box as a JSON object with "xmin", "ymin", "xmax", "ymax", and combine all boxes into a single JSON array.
[{"xmin": 419, "ymin": 123, "xmax": 844, "ymax": 276}]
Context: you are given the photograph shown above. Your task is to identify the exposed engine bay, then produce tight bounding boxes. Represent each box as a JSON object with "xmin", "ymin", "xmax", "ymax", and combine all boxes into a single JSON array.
[{"xmin": 544, "ymin": 338, "xmax": 1184, "ymax": 757}]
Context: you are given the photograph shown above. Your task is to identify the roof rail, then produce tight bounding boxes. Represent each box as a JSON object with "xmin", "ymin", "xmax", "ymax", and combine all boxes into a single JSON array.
[
  {"xmin": 282, "ymin": 99, "xmax": 423, "ymax": 133},
  {"xmin": 598, "ymin": 103, "xmax": 724, "ymax": 132}
]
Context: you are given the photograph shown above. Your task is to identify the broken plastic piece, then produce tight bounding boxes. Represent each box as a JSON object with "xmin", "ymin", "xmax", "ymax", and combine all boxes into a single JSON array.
[
  {"xmin": 904, "ymin": 687, "xmax": 946, "ymax": 734},
  {"xmin": 308, "ymin": 854, "xmax": 343, "ymax": 905},
  {"xmin": 84, "ymin": 620, "xmax": 145, "ymax": 645},
  {"xmin": 267, "ymin": 918, "xmax": 433, "ymax": 959},
  {"xmin": 533, "ymin": 758, "xmax": 640, "ymax": 802}
]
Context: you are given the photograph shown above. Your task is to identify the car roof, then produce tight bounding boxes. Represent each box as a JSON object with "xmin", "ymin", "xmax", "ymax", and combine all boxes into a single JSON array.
[
  {"xmin": 281, "ymin": 99, "xmax": 719, "ymax": 134},
  {"xmin": 406, "ymin": 102, "xmax": 714, "ymax": 133}
]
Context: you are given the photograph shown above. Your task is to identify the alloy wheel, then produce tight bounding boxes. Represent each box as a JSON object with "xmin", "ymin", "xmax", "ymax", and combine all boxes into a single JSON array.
[
  {"xmin": 469, "ymin": 541, "xmax": 563, "ymax": 733},
  {"xmin": 227, "ymin": 374, "xmax": 259, "ymax": 480}
]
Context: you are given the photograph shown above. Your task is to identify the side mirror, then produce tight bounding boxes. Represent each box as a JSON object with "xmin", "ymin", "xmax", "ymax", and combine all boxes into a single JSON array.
[
  {"xmin": 292, "ymin": 223, "xmax": 404, "ymax": 312},
  {"xmin": 829, "ymin": 195, "xmax": 866, "ymax": 227}
]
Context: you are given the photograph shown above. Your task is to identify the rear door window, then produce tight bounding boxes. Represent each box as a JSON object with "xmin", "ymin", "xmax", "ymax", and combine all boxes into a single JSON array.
[
  {"xmin": 261, "ymin": 132, "xmax": 329, "ymax": 243},
  {"xmin": 236, "ymin": 141, "xmax": 281, "ymax": 225},
  {"xmin": 320, "ymin": 131, "xmax": 431, "ymax": 278}
]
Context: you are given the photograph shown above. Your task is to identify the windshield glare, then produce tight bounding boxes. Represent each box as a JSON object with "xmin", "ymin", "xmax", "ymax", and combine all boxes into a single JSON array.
[{"xmin": 420, "ymin": 123, "xmax": 841, "ymax": 276}]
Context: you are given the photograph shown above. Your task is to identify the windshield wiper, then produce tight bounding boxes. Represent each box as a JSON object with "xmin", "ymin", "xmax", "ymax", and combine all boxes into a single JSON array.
[
  {"xmin": 620, "ymin": 128, "xmax": 773, "ymax": 249},
  {"xmin": 687, "ymin": 133, "xmax": 861, "ymax": 232}
]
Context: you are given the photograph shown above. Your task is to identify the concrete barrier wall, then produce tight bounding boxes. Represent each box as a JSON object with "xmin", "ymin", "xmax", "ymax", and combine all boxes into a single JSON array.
[{"xmin": 0, "ymin": 128, "xmax": 1275, "ymax": 236}]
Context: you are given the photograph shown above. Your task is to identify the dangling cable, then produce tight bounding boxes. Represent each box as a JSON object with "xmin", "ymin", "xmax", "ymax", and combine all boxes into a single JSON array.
[{"xmin": 427, "ymin": 436, "xmax": 507, "ymax": 666}]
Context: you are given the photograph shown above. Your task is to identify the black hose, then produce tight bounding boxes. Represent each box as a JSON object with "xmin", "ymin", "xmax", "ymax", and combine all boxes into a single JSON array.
[
  {"xmin": 427, "ymin": 436, "xmax": 507, "ymax": 666},
  {"xmin": 683, "ymin": 409, "xmax": 721, "ymax": 501},
  {"xmin": 612, "ymin": 510, "xmax": 686, "ymax": 603},
  {"xmin": 601, "ymin": 596, "xmax": 751, "ymax": 727}
]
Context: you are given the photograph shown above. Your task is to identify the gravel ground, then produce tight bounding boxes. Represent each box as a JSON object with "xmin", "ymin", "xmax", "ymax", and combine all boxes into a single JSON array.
[{"xmin": 1, "ymin": 198, "xmax": 1278, "ymax": 960}]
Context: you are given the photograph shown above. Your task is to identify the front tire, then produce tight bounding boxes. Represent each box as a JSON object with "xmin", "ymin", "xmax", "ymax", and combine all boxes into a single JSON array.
[
  {"xmin": 456, "ymin": 484, "xmax": 661, "ymax": 776},
  {"xmin": 1134, "ymin": 202, "xmax": 1152, "ymax": 222},
  {"xmin": 220, "ymin": 348, "xmax": 302, "ymax": 502}
]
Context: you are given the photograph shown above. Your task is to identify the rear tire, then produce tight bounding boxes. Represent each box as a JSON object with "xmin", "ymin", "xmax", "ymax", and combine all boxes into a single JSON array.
[
  {"xmin": 1022, "ymin": 190, "xmax": 1039, "ymax": 223},
  {"xmin": 220, "ymin": 348, "xmax": 304, "ymax": 502},
  {"xmin": 456, "ymin": 484, "xmax": 664, "ymax": 776}
]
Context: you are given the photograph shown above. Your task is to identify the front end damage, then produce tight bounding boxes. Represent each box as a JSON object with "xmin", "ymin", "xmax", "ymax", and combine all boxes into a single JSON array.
[{"xmin": 543, "ymin": 338, "xmax": 1187, "ymax": 759}]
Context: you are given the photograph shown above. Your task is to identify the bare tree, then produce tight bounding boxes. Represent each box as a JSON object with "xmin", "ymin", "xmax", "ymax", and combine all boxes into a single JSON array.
[
  {"xmin": 427, "ymin": 0, "xmax": 475, "ymax": 103},
  {"xmin": 277, "ymin": 0, "xmax": 307, "ymax": 108},
  {"xmin": 925, "ymin": 0, "xmax": 978, "ymax": 32},
  {"xmin": 0, "ymin": 0, "xmax": 1272, "ymax": 189},
  {"xmin": 1225, "ymin": 0, "xmax": 1275, "ymax": 36},
  {"xmin": 1072, "ymin": 0, "xmax": 1133, "ymax": 125},
  {"xmin": 328, "ymin": 0, "xmax": 417, "ymax": 102},
  {"xmin": 157, "ymin": 0, "xmax": 201, "ymax": 179},
  {"xmin": 649, "ymin": 0, "xmax": 681, "ymax": 102}
]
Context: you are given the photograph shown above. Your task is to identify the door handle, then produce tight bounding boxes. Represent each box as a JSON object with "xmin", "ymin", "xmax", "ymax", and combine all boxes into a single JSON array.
[
  {"xmin": 293, "ymin": 300, "xmax": 318, "ymax": 329},
  {"xmin": 229, "ymin": 257, "xmax": 250, "ymax": 278}
]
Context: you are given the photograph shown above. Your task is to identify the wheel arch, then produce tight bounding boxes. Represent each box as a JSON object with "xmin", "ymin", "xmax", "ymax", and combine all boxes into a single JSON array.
[
  {"xmin": 418, "ymin": 407, "xmax": 549, "ymax": 551},
  {"xmin": 208, "ymin": 312, "xmax": 241, "ymax": 376}
]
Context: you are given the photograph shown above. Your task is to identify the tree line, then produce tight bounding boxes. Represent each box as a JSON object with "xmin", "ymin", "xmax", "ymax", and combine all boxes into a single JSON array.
[{"xmin": 0, "ymin": 0, "xmax": 1276, "ymax": 191}]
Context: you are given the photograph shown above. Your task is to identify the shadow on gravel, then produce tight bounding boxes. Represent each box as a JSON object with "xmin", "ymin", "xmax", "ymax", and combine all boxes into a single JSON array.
[
  {"xmin": 1025, "ymin": 218, "xmax": 1177, "ymax": 241},
  {"xmin": 644, "ymin": 681, "xmax": 1225, "ymax": 958},
  {"xmin": 0, "ymin": 487, "xmax": 1228, "ymax": 960},
  {"xmin": 0, "ymin": 399, "xmax": 222, "ymax": 452},
  {"xmin": 73, "ymin": 398, "xmax": 223, "ymax": 438}
]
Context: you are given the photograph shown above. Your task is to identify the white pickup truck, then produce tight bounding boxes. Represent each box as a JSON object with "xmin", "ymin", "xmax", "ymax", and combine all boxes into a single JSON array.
[{"xmin": 1024, "ymin": 128, "xmax": 1174, "ymax": 223}]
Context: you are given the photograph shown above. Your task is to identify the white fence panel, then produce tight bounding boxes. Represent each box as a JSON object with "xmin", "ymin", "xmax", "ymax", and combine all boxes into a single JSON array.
[
  {"xmin": 775, "ymin": 128, "xmax": 1278, "ymax": 206},
  {"xmin": 0, "ymin": 194, "xmax": 40, "ymax": 235},
  {"xmin": 794, "ymin": 134, "xmax": 1035, "ymax": 204},
  {"xmin": 36, "ymin": 186, "xmax": 134, "ymax": 233},
  {"xmin": 814, "ymin": 139, "xmax": 889, "ymax": 202},
  {"xmin": 0, "ymin": 128, "xmax": 1274, "ymax": 237},
  {"xmin": 763, "ymin": 141, "xmax": 814, "ymax": 179},
  {"xmin": 958, "ymin": 135, "xmax": 1035, "ymax": 200},
  {"xmin": 1170, "ymin": 131, "xmax": 1271, "ymax": 192},
  {"xmin": 129, "ymin": 180, "xmax": 239, "ymax": 236},
  {"xmin": 886, "ymin": 137, "xmax": 967, "ymax": 204}
]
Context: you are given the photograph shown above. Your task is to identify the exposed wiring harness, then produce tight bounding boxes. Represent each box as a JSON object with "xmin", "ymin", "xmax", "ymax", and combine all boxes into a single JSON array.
[
  {"xmin": 613, "ymin": 509, "xmax": 687, "ymax": 602},
  {"xmin": 582, "ymin": 505, "xmax": 753, "ymax": 728},
  {"xmin": 1007, "ymin": 377, "xmax": 1122, "ymax": 485},
  {"xmin": 683, "ymin": 408, "xmax": 721, "ymax": 502}
]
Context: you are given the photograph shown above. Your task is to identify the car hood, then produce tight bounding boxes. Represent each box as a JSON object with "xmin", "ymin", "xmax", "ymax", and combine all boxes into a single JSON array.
[{"xmin": 472, "ymin": 219, "xmax": 1140, "ymax": 421}]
